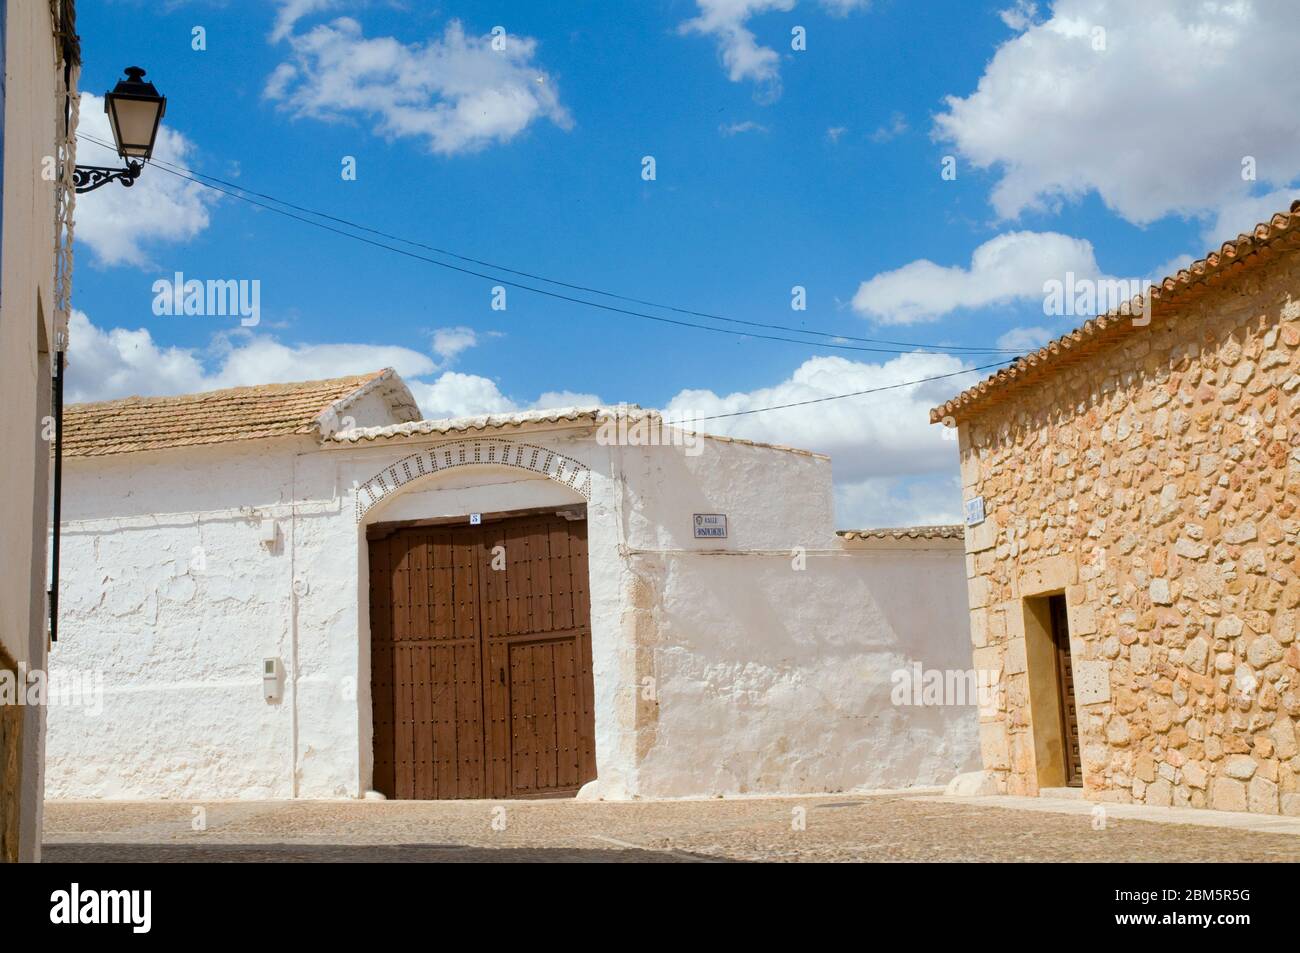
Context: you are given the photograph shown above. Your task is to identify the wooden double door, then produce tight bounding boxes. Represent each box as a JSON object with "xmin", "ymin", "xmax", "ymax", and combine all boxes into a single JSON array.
[{"xmin": 368, "ymin": 511, "xmax": 597, "ymax": 799}]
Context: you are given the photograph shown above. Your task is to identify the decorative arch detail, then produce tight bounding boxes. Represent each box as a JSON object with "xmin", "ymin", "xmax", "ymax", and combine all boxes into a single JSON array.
[{"xmin": 355, "ymin": 438, "xmax": 592, "ymax": 521}]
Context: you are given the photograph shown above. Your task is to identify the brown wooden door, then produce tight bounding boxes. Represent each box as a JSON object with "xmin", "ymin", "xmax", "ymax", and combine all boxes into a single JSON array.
[
  {"xmin": 479, "ymin": 515, "xmax": 596, "ymax": 798},
  {"xmin": 368, "ymin": 512, "xmax": 596, "ymax": 799},
  {"xmin": 1048, "ymin": 594, "xmax": 1082, "ymax": 787}
]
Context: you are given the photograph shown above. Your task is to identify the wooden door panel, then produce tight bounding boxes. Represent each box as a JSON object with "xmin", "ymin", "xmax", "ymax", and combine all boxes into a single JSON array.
[
  {"xmin": 371, "ymin": 511, "xmax": 595, "ymax": 799},
  {"xmin": 505, "ymin": 637, "xmax": 577, "ymax": 795},
  {"xmin": 553, "ymin": 638, "xmax": 581, "ymax": 789},
  {"xmin": 531, "ymin": 642, "xmax": 560, "ymax": 791},
  {"xmin": 451, "ymin": 641, "xmax": 486, "ymax": 798},
  {"xmin": 369, "ymin": 538, "xmax": 397, "ymax": 797},
  {"xmin": 370, "ymin": 530, "xmax": 488, "ymax": 799},
  {"xmin": 1049, "ymin": 595, "xmax": 1082, "ymax": 788},
  {"xmin": 392, "ymin": 642, "xmax": 416, "ymax": 799}
]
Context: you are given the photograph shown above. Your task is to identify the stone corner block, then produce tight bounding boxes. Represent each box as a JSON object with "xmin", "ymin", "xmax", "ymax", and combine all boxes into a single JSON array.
[
  {"xmin": 1004, "ymin": 637, "xmax": 1027, "ymax": 676},
  {"xmin": 965, "ymin": 519, "xmax": 997, "ymax": 554},
  {"xmin": 1073, "ymin": 660, "xmax": 1112, "ymax": 705},
  {"xmin": 1014, "ymin": 554, "xmax": 1076, "ymax": 598},
  {"xmin": 978, "ymin": 722, "xmax": 1010, "ymax": 771}
]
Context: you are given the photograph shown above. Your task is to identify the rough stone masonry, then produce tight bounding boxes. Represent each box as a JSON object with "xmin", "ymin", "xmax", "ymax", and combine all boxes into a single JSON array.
[{"xmin": 932, "ymin": 201, "xmax": 1300, "ymax": 816}]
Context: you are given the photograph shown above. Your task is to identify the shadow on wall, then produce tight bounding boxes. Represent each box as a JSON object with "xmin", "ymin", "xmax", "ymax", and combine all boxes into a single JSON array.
[
  {"xmin": 865, "ymin": 549, "xmax": 975, "ymax": 672},
  {"xmin": 631, "ymin": 549, "xmax": 981, "ymax": 795}
]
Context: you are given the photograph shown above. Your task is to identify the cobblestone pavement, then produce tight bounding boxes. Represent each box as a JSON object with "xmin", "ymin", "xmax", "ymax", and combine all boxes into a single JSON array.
[{"xmin": 43, "ymin": 792, "xmax": 1300, "ymax": 862}]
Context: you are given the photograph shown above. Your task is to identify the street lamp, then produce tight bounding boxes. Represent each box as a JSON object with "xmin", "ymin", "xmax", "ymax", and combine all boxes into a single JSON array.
[{"xmin": 74, "ymin": 66, "xmax": 167, "ymax": 193}]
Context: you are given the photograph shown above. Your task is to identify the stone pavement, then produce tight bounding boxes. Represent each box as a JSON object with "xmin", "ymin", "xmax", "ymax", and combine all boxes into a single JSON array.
[{"xmin": 43, "ymin": 791, "xmax": 1300, "ymax": 863}]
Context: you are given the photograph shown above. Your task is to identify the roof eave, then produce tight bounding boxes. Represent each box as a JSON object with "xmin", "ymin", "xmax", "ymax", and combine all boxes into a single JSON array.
[{"xmin": 929, "ymin": 199, "xmax": 1300, "ymax": 426}]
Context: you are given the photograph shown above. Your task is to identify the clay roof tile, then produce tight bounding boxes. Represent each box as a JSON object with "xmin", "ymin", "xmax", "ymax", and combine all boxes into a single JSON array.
[
  {"xmin": 930, "ymin": 199, "xmax": 1300, "ymax": 425},
  {"xmin": 64, "ymin": 369, "xmax": 401, "ymax": 457}
]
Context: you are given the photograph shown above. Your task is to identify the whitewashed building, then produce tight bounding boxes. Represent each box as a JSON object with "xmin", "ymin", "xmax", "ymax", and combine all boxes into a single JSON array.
[
  {"xmin": 1, "ymin": 0, "xmax": 78, "ymax": 862},
  {"xmin": 47, "ymin": 369, "xmax": 977, "ymax": 800}
]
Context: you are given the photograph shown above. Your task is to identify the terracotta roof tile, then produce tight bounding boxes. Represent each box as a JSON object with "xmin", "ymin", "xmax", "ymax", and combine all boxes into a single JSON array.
[
  {"xmin": 331, "ymin": 406, "xmax": 621, "ymax": 442},
  {"xmin": 930, "ymin": 199, "xmax": 1300, "ymax": 425},
  {"xmin": 837, "ymin": 525, "xmax": 964, "ymax": 541},
  {"xmin": 330, "ymin": 407, "xmax": 829, "ymax": 459},
  {"xmin": 64, "ymin": 370, "xmax": 396, "ymax": 457}
]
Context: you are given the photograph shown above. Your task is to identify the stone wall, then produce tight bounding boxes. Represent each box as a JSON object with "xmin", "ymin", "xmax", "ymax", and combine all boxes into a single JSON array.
[{"xmin": 957, "ymin": 249, "xmax": 1300, "ymax": 815}]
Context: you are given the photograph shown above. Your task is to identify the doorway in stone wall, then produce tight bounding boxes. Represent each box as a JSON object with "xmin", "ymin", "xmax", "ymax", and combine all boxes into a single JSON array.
[{"xmin": 1047, "ymin": 594, "xmax": 1082, "ymax": 788}]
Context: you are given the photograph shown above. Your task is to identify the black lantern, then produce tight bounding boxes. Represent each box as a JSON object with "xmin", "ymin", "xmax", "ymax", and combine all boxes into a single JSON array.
[
  {"xmin": 74, "ymin": 67, "xmax": 167, "ymax": 193},
  {"xmin": 105, "ymin": 66, "xmax": 166, "ymax": 159}
]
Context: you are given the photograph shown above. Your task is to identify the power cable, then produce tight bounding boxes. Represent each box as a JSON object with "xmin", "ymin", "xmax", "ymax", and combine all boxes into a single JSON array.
[
  {"xmin": 75, "ymin": 133, "xmax": 1023, "ymax": 356},
  {"xmin": 664, "ymin": 360, "xmax": 1010, "ymax": 424}
]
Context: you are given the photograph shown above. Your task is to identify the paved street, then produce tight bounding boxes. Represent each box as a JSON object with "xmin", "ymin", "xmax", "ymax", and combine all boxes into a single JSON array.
[{"xmin": 43, "ymin": 791, "xmax": 1300, "ymax": 862}]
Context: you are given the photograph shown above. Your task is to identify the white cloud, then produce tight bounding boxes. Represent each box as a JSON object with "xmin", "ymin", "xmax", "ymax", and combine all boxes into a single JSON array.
[
  {"xmin": 535, "ymin": 389, "xmax": 603, "ymax": 408},
  {"xmin": 680, "ymin": 0, "xmax": 794, "ymax": 100},
  {"xmin": 826, "ymin": 125, "xmax": 848, "ymax": 143},
  {"xmin": 270, "ymin": 0, "xmax": 341, "ymax": 43},
  {"xmin": 998, "ymin": 1, "xmax": 1039, "ymax": 31},
  {"xmin": 664, "ymin": 352, "xmax": 978, "ymax": 486},
  {"xmin": 407, "ymin": 372, "xmax": 603, "ymax": 421},
  {"xmin": 65, "ymin": 311, "xmax": 209, "ymax": 402},
  {"xmin": 851, "ymin": 230, "xmax": 1103, "ymax": 324},
  {"xmin": 431, "ymin": 326, "xmax": 479, "ymax": 364},
  {"xmin": 265, "ymin": 17, "xmax": 572, "ymax": 156},
  {"xmin": 209, "ymin": 335, "xmax": 437, "ymax": 390},
  {"xmin": 719, "ymin": 120, "xmax": 769, "ymax": 136},
  {"xmin": 680, "ymin": 1, "xmax": 874, "ymax": 99},
  {"xmin": 996, "ymin": 325, "xmax": 1055, "ymax": 351},
  {"xmin": 934, "ymin": 0, "xmax": 1300, "ymax": 225},
  {"xmin": 821, "ymin": 0, "xmax": 872, "ymax": 15},
  {"xmin": 834, "ymin": 473, "xmax": 964, "ymax": 529},
  {"xmin": 1205, "ymin": 186, "xmax": 1300, "ymax": 247},
  {"xmin": 73, "ymin": 94, "xmax": 216, "ymax": 268},
  {"xmin": 65, "ymin": 310, "xmax": 436, "ymax": 403},
  {"xmin": 662, "ymin": 352, "xmax": 986, "ymax": 527},
  {"xmin": 67, "ymin": 312, "xmax": 600, "ymax": 421},
  {"xmin": 408, "ymin": 371, "xmax": 517, "ymax": 419},
  {"xmin": 869, "ymin": 112, "xmax": 908, "ymax": 143}
]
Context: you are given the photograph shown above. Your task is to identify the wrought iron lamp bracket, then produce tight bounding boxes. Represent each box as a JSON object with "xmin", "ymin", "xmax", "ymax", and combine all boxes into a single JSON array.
[{"xmin": 73, "ymin": 160, "xmax": 143, "ymax": 193}]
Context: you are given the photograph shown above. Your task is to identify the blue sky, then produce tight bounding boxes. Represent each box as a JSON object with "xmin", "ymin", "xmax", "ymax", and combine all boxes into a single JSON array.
[{"xmin": 68, "ymin": 1, "xmax": 1300, "ymax": 526}]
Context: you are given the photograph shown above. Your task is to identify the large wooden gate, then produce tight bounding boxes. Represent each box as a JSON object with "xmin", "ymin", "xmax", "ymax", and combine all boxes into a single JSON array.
[{"xmin": 368, "ymin": 511, "xmax": 596, "ymax": 799}]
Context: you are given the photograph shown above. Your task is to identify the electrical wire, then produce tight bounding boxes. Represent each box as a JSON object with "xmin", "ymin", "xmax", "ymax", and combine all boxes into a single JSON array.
[
  {"xmin": 664, "ymin": 360, "xmax": 1011, "ymax": 424},
  {"xmin": 73, "ymin": 134, "xmax": 1014, "ymax": 422},
  {"xmin": 75, "ymin": 132, "xmax": 1023, "ymax": 357}
]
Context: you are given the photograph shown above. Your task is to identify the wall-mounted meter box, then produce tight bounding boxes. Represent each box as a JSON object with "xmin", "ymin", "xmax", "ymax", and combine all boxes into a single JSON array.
[
  {"xmin": 263, "ymin": 657, "xmax": 283, "ymax": 702},
  {"xmin": 260, "ymin": 519, "xmax": 279, "ymax": 546}
]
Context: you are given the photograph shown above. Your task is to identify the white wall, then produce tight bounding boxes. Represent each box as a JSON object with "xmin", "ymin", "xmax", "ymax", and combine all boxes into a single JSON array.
[
  {"xmin": 47, "ymin": 422, "xmax": 978, "ymax": 800},
  {"xmin": 611, "ymin": 435, "xmax": 976, "ymax": 796},
  {"xmin": 50, "ymin": 439, "xmax": 306, "ymax": 798},
  {"xmin": 2, "ymin": 0, "xmax": 61, "ymax": 861}
]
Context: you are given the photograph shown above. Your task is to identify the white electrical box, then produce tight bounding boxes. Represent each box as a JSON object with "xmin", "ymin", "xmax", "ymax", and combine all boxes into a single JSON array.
[
  {"xmin": 260, "ymin": 519, "xmax": 279, "ymax": 546},
  {"xmin": 263, "ymin": 657, "xmax": 283, "ymax": 702}
]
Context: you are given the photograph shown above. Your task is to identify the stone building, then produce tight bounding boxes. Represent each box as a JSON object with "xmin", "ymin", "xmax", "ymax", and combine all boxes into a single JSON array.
[
  {"xmin": 48, "ymin": 369, "xmax": 977, "ymax": 801},
  {"xmin": 0, "ymin": 0, "xmax": 77, "ymax": 862},
  {"xmin": 932, "ymin": 200, "xmax": 1300, "ymax": 816}
]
